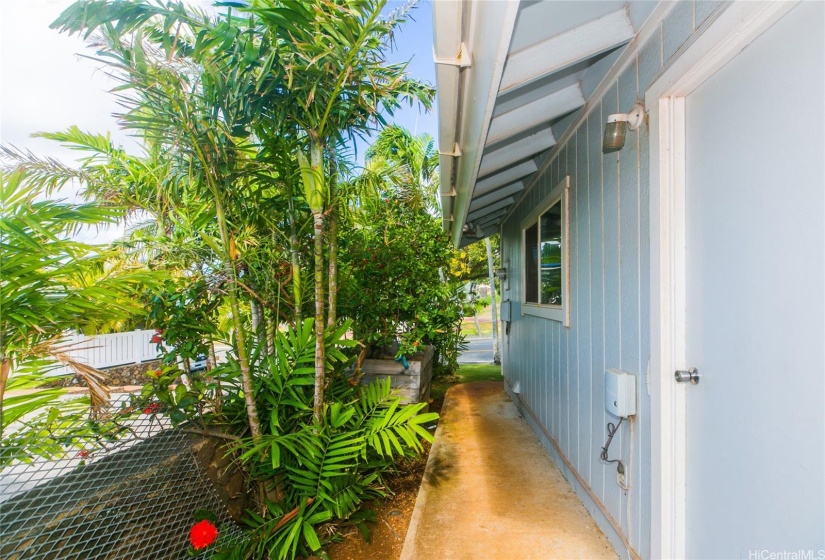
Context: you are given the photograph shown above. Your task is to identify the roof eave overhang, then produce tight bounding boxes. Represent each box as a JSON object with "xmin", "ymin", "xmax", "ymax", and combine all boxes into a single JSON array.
[{"xmin": 433, "ymin": 0, "xmax": 521, "ymax": 246}]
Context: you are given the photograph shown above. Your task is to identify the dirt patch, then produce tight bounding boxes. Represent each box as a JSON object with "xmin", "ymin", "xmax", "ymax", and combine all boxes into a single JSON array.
[{"xmin": 322, "ymin": 448, "xmax": 429, "ymax": 560}]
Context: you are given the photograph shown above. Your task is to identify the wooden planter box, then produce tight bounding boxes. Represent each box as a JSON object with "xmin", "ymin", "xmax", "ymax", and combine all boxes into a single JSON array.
[{"xmin": 360, "ymin": 345, "xmax": 434, "ymax": 405}]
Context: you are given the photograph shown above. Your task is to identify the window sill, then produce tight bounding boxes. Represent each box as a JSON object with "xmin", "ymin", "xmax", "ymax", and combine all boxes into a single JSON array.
[{"xmin": 522, "ymin": 303, "xmax": 567, "ymax": 325}]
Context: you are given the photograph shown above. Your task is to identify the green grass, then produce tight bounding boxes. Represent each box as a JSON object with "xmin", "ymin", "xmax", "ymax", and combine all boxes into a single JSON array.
[
  {"xmin": 456, "ymin": 363, "xmax": 502, "ymax": 383},
  {"xmin": 431, "ymin": 363, "xmax": 502, "ymax": 406},
  {"xmin": 460, "ymin": 320, "xmax": 493, "ymax": 336}
]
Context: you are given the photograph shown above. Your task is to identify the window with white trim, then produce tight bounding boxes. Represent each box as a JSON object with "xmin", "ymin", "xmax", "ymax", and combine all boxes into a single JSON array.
[{"xmin": 521, "ymin": 176, "xmax": 569, "ymax": 325}]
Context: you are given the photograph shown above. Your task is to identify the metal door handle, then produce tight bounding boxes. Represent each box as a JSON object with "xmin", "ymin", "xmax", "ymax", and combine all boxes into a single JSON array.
[{"xmin": 675, "ymin": 367, "xmax": 700, "ymax": 384}]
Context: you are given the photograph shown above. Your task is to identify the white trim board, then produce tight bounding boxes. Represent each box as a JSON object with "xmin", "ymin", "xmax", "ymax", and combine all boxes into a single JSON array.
[{"xmin": 646, "ymin": 2, "xmax": 800, "ymax": 559}]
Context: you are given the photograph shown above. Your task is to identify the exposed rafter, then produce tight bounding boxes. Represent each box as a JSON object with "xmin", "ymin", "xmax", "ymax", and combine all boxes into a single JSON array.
[
  {"xmin": 475, "ymin": 161, "xmax": 538, "ymax": 195},
  {"xmin": 486, "ymin": 84, "xmax": 585, "ymax": 145},
  {"xmin": 478, "ymin": 128, "xmax": 555, "ymax": 178},
  {"xmin": 471, "ymin": 209, "xmax": 508, "ymax": 225},
  {"xmin": 499, "ymin": 9, "xmax": 634, "ymax": 93},
  {"xmin": 469, "ymin": 182, "xmax": 525, "ymax": 212},
  {"xmin": 467, "ymin": 197, "xmax": 515, "ymax": 222},
  {"xmin": 478, "ymin": 214, "xmax": 504, "ymax": 230}
]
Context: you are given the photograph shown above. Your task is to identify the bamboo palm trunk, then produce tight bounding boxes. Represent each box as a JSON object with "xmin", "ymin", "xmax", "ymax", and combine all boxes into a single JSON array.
[
  {"xmin": 214, "ymin": 191, "xmax": 262, "ymax": 441},
  {"xmin": 327, "ymin": 155, "xmax": 338, "ymax": 326},
  {"xmin": 288, "ymin": 184, "xmax": 302, "ymax": 324},
  {"xmin": 313, "ymin": 211, "xmax": 326, "ymax": 422}
]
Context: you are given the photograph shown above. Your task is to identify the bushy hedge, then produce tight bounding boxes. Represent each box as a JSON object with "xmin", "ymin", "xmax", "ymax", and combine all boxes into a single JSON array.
[{"xmin": 338, "ymin": 200, "xmax": 465, "ymax": 374}]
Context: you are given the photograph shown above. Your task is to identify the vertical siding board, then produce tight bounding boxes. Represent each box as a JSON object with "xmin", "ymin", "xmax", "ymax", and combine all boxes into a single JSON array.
[
  {"xmin": 575, "ymin": 122, "xmax": 592, "ymax": 482},
  {"xmin": 569, "ymin": 133, "xmax": 580, "ymax": 469},
  {"xmin": 639, "ymin": 23, "xmax": 663, "ymax": 95},
  {"xmin": 662, "ymin": 0, "xmax": 694, "ymax": 64},
  {"xmin": 555, "ymin": 148, "xmax": 568, "ymax": 454},
  {"xmin": 560, "ymin": 145, "xmax": 571, "ymax": 456},
  {"xmin": 587, "ymin": 101, "xmax": 606, "ymax": 502},
  {"xmin": 548, "ymin": 319, "xmax": 554, "ymax": 436},
  {"xmin": 619, "ymin": 59, "xmax": 642, "ymax": 545},
  {"xmin": 602, "ymin": 82, "xmax": 623, "ymax": 518}
]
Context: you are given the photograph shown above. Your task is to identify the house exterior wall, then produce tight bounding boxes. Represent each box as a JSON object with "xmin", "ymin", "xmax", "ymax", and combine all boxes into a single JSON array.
[
  {"xmin": 681, "ymin": 2, "xmax": 824, "ymax": 555},
  {"xmin": 499, "ymin": 2, "xmax": 729, "ymax": 556}
]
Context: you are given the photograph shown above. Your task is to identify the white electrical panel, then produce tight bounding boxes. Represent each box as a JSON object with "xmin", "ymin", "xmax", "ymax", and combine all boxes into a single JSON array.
[{"xmin": 605, "ymin": 369, "xmax": 636, "ymax": 418}]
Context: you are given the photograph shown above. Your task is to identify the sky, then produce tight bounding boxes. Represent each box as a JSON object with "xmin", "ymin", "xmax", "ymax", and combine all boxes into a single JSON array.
[{"xmin": 0, "ymin": 0, "xmax": 438, "ymax": 166}]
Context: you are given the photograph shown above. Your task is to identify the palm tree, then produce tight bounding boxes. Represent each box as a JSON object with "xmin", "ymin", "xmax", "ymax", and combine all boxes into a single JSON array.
[
  {"xmin": 248, "ymin": 0, "xmax": 434, "ymax": 420},
  {"xmin": 53, "ymin": 0, "xmax": 434, "ymax": 424},
  {"xmin": 365, "ymin": 124, "xmax": 440, "ymax": 213},
  {"xmin": 51, "ymin": 0, "xmax": 281, "ymax": 440},
  {"xmin": 0, "ymin": 168, "xmax": 158, "ymax": 456}
]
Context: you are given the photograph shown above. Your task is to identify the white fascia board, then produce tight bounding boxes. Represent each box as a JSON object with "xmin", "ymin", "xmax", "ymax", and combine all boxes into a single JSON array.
[
  {"xmin": 469, "ymin": 181, "xmax": 525, "ymax": 211},
  {"xmin": 486, "ymin": 83, "xmax": 585, "ymax": 145},
  {"xmin": 475, "ymin": 160, "xmax": 538, "ymax": 195},
  {"xmin": 478, "ymin": 127, "xmax": 556, "ymax": 177},
  {"xmin": 439, "ymin": 155, "xmax": 456, "ymax": 229},
  {"xmin": 467, "ymin": 197, "xmax": 515, "ymax": 222},
  {"xmin": 433, "ymin": 0, "xmax": 463, "ymax": 231},
  {"xmin": 449, "ymin": 0, "xmax": 521, "ymax": 246},
  {"xmin": 500, "ymin": 9, "xmax": 634, "ymax": 93}
]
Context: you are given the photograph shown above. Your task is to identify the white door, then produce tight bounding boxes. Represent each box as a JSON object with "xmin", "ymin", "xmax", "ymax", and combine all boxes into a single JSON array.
[{"xmin": 683, "ymin": 3, "xmax": 824, "ymax": 558}]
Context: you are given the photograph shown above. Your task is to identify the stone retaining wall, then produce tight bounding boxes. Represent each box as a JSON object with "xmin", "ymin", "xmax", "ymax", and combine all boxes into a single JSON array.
[{"xmin": 49, "ymin": 360, "xmax": 162, "ymax": 388}]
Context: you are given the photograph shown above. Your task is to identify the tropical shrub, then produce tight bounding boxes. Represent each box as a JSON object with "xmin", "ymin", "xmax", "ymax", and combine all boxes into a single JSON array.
[
  {"xmin": 339, "ymin": 197, "xmax": 465, "ymax": 372},
  {"xmin": 137, "ymin": 319, "xmax": 437, "ymax": 559}
]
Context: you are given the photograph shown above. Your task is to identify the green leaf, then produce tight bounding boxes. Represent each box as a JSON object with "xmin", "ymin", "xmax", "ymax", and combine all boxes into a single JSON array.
[{"xmin": 301, "ymin": 521, "xmax": 321, "ymax": 551}]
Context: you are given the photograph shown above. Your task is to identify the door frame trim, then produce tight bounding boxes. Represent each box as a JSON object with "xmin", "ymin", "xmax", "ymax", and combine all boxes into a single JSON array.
[{"xmin": 645, "ymin": 2, "xmax": 799, "ymax": 558}]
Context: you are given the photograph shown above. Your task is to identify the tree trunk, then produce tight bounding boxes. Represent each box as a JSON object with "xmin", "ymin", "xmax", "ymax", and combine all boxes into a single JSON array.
[
  {"xmin": 301, "ymin": 138, "xmax": 327, "ymax": 423},
  {"xmin": 267, "ymin": 314, "xmax": 276, "ymax": 356},
  {"xmin": 287, "ymin": 184, "xmax": 302, "ymax": 325},
  {"xmin": 485, "ymin": 237, "xmax": 500, "ymax": 364},
  {"xmin": 250, "ymin": 299, "xmax": 264, "ymax": 356},
  {"xmin": 214, "ymin": 191, "xmax": 262, "ymax": 441},
  {"xmin": 327, "ymin": 154, "xmax": 338, "ymax": 327},
  {"xmin": 0, "ymin": 354, "xmax": 9, "ymax": 442},
  {"xmin": 207, "ymin": 341, "xmax": 221, "ymax": 413},
  {"xmin": 312, "ymin": 211, "xmax": 326, "ymax": 422}
]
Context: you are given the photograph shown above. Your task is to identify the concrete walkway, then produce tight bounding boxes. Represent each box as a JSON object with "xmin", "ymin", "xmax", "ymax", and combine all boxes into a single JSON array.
[{"xmin": 400, "ymin": 382, "xmax": 617, "ymax": 560}]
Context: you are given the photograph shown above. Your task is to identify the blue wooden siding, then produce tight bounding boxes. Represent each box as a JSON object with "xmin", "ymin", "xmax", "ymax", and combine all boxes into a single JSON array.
[{"xmin": 499, "ymin": 2, "xmax": 727, "ymax": 556}]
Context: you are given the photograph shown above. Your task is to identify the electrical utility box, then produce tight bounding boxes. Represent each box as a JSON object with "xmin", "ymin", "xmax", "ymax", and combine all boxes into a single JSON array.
[
  {"xmin": 499, "ymin": 300, "xmax": 511, "ymax": 322},
  {"xmin": 605, "ymin": 369, "xmax": 636, "ymax": 418}
]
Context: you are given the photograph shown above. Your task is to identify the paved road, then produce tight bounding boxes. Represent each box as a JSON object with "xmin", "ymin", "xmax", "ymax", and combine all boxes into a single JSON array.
[{"xmin": 459, "ymin": 336, "xmax": 496, "ymax": 364}]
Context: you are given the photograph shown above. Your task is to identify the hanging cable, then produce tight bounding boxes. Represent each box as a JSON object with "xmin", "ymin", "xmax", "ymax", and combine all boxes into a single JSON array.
[{"xmin": 600, "ymin": 417, "xmax": 624, "ymax": 465}]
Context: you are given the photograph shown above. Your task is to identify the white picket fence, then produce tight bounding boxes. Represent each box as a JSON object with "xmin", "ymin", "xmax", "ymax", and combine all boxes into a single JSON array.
[{"xmin": 49, "ymin": 330, "xmax": 162, "ymax": 376}]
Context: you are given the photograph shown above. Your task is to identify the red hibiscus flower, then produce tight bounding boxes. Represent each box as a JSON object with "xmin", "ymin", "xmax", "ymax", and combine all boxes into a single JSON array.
[
  {"xmin": 189, "ymin": 519, "xmax": 219, "ymax": 550},
  {"xmin": 142, "ymin": 403, "xmax": 161, "ymax": 415}
]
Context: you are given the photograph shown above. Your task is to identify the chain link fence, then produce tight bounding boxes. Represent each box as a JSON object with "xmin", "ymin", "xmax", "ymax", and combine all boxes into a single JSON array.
[{"xmin": 0, "ymin": 394, "xmax": 245, "ymax": 559}]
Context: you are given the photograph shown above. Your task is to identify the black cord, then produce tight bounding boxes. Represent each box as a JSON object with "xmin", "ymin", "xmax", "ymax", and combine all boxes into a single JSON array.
[{"xmin": 600, "ymin": 417, "xmax": 624, "ymax": 465}]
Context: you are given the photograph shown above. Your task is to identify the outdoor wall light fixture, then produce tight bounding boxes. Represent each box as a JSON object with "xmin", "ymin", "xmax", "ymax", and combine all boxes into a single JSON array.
[
  {"xmin": 496, "ymin": 267, "xmax": 507, "ymax": 282},
  {"xmin": 462, "ymin": 223, "xmax": 484, "ymax": 238},
  {"xmin": 602, "ymin": 102, "xmax": 645, "ymax": 153}
]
